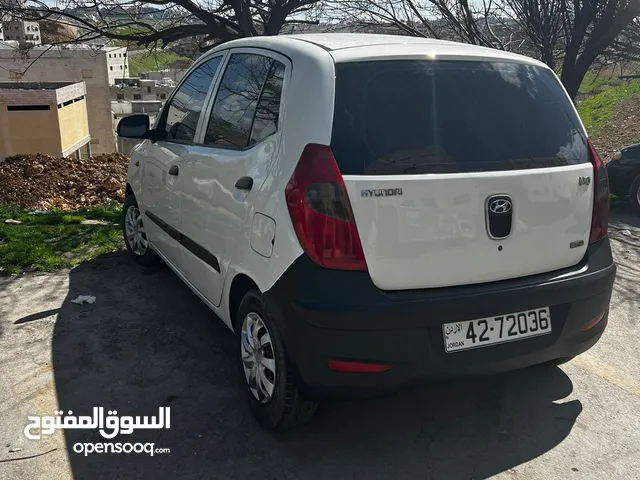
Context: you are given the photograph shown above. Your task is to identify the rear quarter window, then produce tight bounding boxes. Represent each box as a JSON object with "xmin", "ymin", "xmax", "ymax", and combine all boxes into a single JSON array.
[{"xmin": 331, "ymin": 60, "xmax": 588, "ymax": 175}]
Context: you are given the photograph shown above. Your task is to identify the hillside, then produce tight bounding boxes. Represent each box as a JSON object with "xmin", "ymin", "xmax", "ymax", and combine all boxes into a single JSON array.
[
  {"xmin": 577, "ymin": 75, "xmax": 640, "ymax": 159},
  {"xmin": 128, "ymin": 50, "xmax": 192, "ymax": 77}
]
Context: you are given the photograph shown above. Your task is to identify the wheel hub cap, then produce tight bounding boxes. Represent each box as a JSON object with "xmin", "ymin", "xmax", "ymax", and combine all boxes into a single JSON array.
[
  {"xmin": 124, "ymin": 205, "xmax": 148, "ymax": 256},
  {"xmin": 241, "ymin": 312, "xmax": 276, "ymax": 403}
]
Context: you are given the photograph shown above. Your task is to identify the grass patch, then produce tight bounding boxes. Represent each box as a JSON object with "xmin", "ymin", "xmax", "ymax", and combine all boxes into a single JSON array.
[
  {"xmin": 0, "ymin": 204, "xmax": 124, "ymax": 275},
  {"xmin": 577, "ymin": 79, "xmax": 640, "ymax": 136},
  {"xmin": 0, "ymin": 203, "xmax": 122, "ymax": 225},
  {"xmin": 128, "ymin": 50, "xmax": 192, "ymax": 77},
  {"xmin": 578, "ymin": 71, "xmax": 624, "ymax": 95}
]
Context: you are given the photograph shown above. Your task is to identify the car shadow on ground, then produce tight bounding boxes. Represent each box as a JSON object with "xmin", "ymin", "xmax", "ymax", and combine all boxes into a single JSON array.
[
  {"xmin": 45, "ymin": 251, "xmax": 584, "ymax": 480},
  {"xmin": 608, "ymin": 206, "xmax": 640, "ymax": 312}
]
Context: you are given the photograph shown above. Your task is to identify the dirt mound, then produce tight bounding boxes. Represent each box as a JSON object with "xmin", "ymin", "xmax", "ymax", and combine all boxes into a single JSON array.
[{"xmin": 0, "ymin": 153, "xmax": 128, "ymax": 210}]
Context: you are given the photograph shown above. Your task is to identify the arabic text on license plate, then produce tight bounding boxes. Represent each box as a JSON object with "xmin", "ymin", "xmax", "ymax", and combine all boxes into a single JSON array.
[{"xmin": 443, "ymin": 307, "xmax": 551, "ymax": 353}]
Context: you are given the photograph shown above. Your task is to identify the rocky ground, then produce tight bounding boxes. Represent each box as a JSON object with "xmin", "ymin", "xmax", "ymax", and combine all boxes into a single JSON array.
[
  {"xmin": 0, "ymin": 154, "xmax": 128, "ymax": 210},
  {"xmin": 591, "ymin": 97, "xmax": 640, "ymax": 159}
]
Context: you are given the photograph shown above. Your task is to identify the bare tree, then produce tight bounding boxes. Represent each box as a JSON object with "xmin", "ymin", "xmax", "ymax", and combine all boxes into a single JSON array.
[
  {"xmin": 1, "ymin": 0, "xmax": 323, "ymax": 51},
  {"xmin": 335, "ymin": 0, "xmax": 640, "ymax": 100},
  {"xmin": 557, "ymin": 0, "xmax": 640, "ymax": 99}
]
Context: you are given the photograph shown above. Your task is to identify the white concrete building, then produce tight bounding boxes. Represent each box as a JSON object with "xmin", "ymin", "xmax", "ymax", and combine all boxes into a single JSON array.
[
  {"xmin": 2, "ymin": 20, "xmax": 41, "ymax": 44},
  {"xmin": 0, "ymin": 44, "xmax": 119, "ymax": 153},
  {"xmin": 104, "ymin": 46, "xmax": 129, "ymax": 86}
]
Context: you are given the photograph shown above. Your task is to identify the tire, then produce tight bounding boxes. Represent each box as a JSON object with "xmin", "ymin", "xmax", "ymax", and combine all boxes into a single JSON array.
[
  {"xmin": 122, "ymin": 194, "xmax": 158, "ymax": 267},
  {"xmin": 236, "ymin": 290, "xmax": 318, "ymax": 431},
  {"xmin": 629, "ymin": 175, "xmax": 640, "ymax": 213}
]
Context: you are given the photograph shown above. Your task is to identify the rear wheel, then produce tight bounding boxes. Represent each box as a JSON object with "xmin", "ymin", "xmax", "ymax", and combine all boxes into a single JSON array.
[
  {"xmin": 237, "ymin": 290, "xmax": 318, "ymax": 430},
  {"xmin": 630, "ymin": 175, "xmax": 640, "ymax": 213},
  {"xmin": 123, "ymin": 194, "xmax": 158, "ymax": 267}
]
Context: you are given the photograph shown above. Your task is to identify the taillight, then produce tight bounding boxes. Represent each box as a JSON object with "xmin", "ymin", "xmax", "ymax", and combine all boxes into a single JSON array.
[
  {"xmin": 327, "ymin": 360, "xmax": 392, "ymax": 373},
  {"xmin": 581, "ymin": 311, "xmax": 606, "ymax": 332},
  {"xmin": 587, "ymin": 139, "xmax": 609, "ymax": 244},
  {"xmin": 285, "ymin": 144, "xmax": 367, "ymax": 271}
]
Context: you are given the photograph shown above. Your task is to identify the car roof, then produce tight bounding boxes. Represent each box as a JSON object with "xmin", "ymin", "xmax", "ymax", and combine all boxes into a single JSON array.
[{"xmin": 213, "ymin": 33, "xmax": 547, "ymax": 68}]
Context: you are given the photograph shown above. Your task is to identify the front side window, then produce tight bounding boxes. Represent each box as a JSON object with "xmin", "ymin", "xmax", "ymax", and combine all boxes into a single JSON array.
[
  {"xmin": 204, "ymin": 53, "xmax": 275, "ymax": 148},
  {"xmin": 160, "ymin": 57, "xmax": 222, "ymax": 143}
]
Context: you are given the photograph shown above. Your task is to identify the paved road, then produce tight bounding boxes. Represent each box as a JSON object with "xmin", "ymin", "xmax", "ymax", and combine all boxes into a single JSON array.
[{"xmin": 1, "ymin": 209, "xmax": 639, "ymax": 480}]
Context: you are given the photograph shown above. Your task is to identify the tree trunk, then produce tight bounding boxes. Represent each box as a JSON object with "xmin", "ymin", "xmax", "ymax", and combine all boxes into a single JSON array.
[{"xmin": 560, "ymin": 67, "xmax": 584, "ymax": 101}]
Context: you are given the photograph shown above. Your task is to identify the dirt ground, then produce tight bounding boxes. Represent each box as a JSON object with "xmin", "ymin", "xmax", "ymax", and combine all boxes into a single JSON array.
[{"xmin": 0, "ymin": 209, "xmax": 639, "ymax": 480}]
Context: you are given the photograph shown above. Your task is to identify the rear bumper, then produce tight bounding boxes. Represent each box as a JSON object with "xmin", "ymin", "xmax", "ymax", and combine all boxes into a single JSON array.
[{"xmin": 265, "ymin": 238, "xmax": 616, "ymax": 399}]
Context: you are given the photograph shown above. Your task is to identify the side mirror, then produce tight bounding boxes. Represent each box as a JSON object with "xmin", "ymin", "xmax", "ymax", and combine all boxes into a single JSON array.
[{"xmin": 117, "ymin": 114, "xmax": 152, "ymax": 139}]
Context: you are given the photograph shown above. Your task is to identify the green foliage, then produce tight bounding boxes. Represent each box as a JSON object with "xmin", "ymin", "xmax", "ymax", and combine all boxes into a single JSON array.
[
  {"xmin": 0, "ymin": 204, "xmax": 124, "ymax": 274},
  {"xmin": 578, "ymin": 79, "xmax": 640, "ymax": 136},
  {"xmin": 579, "ymin": 71, "xmax": 624, "ymax": 95},
  {"xmin": 128, "ymin": 50, "xmax": 192, "ymax": 77}
]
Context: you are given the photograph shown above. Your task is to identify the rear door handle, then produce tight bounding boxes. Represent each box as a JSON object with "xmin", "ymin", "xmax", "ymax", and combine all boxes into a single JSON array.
[
  {"xmin": 168, "ymin": 165, "xmax": 179, "ymax": 176},
  {"xmin": 235, "ymin": 176, "xmax": 253, "ymax": 191}
]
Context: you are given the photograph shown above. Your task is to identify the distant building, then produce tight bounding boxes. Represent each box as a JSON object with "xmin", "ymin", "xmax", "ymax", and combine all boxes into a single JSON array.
[
  {"xmin": 2, "ymin": 20, "xmax": 41, "ymax": 44},
  {"xmin": 111, "ymin": 78, "xmax": 173, "ymax": 102},
  {"xmin": 140, "ymin": 68, "xmax": 185, "ymax": 84},
  {"xmin": 0, "ymin": 44, "xmax": 127, "ymax": 154},
  {"xmin": 104, "ymin": 46, "xmax": 129, "ymax": 86},
  {"xmin": 0, "ymin": 81, "xmax": 90, "ymax": 159}
]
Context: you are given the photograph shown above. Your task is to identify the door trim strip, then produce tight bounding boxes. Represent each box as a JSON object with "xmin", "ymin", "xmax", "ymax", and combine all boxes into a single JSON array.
[{"xmin": 145, "ymin": 210, "xmax": 221, "ymax": 273}]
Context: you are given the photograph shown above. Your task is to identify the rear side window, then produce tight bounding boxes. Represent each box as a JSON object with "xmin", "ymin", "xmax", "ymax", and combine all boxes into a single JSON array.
[
  {"xmin": 331, "ymin": 61, "xmax": 588, "ymax": 175},
  {"xmin": 249, "ymin": 62, "xmax": 285, "ymax": 146},
  {"xmin": 204, "ymin": 54, "xmax": 282, "ymax": 149},
  {"xmin": 160, "ymin": 57, "xmax": 222, "ymax": 143}
]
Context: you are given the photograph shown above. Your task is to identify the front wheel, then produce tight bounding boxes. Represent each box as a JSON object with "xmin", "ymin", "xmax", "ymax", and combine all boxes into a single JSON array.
[
  {"xmin": 237, "ymin": 290, "xmax": 318, "ymax": 430},
  {"xmin": 629, "ymin": 175, "xmax": 640, "ymax": 213},
  {"xmin": 122, "ymin": 194, "xmax": 158, "ymax": 267}
]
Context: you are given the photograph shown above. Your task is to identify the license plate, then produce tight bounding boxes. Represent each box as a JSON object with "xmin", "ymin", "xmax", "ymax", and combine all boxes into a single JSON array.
[{"xmin": 443, "ymin": 307, "xmax": 552, "ymax": 353}]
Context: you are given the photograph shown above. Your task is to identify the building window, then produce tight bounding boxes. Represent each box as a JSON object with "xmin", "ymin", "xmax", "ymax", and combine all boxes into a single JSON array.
[
  {"xmin": 109, "ymin": 66, "xmax": 113, "ymax": 71},
  {"xmin": 120, "ymin": 65, "xmax": 123, "ymax": 69},
  {"xmin": 8, "ymin": 105, "xmax": 51, "ymax": 111},
  {"xmin": 91, "ymin": 139, "xmax": 100, "ymax": 145},
  {"xmin": 147, "ymin": 86, "xmax": 151, "ymax": 93},
  {"xmin": 133, "ymin": 94, "xmax": 141, "ymax": 100},
  {"xmin": 160, "ymin": 93, "xmax": 166, "ymax": 99},
  {"xmin": 81, "ymin": 69, "xmax": 93, "ymax": 78},
  {"xmin": 117, "ymin": 93, "xmax": 124, "ymax": 100},
  {"xmin": 108, "ymin": 54, "xmax": 111, "ymax": 58}
]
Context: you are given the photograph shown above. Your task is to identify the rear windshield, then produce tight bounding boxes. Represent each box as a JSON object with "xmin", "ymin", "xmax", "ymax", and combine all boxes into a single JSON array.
[{"xmin": 331, "ymin": 60, "xmax": 588, "ymax": 175}]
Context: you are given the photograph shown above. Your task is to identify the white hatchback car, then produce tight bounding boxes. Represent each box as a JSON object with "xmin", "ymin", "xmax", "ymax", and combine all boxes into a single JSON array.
[{"xmin": 118, "ymin": 33, "xmax": 616, "ymax": 430}]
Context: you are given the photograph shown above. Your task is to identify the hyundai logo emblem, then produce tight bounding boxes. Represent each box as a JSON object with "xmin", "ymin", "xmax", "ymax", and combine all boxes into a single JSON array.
[{"xmin": 488, "ymin": 198, "xmax": 512, "ymax": 214}]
